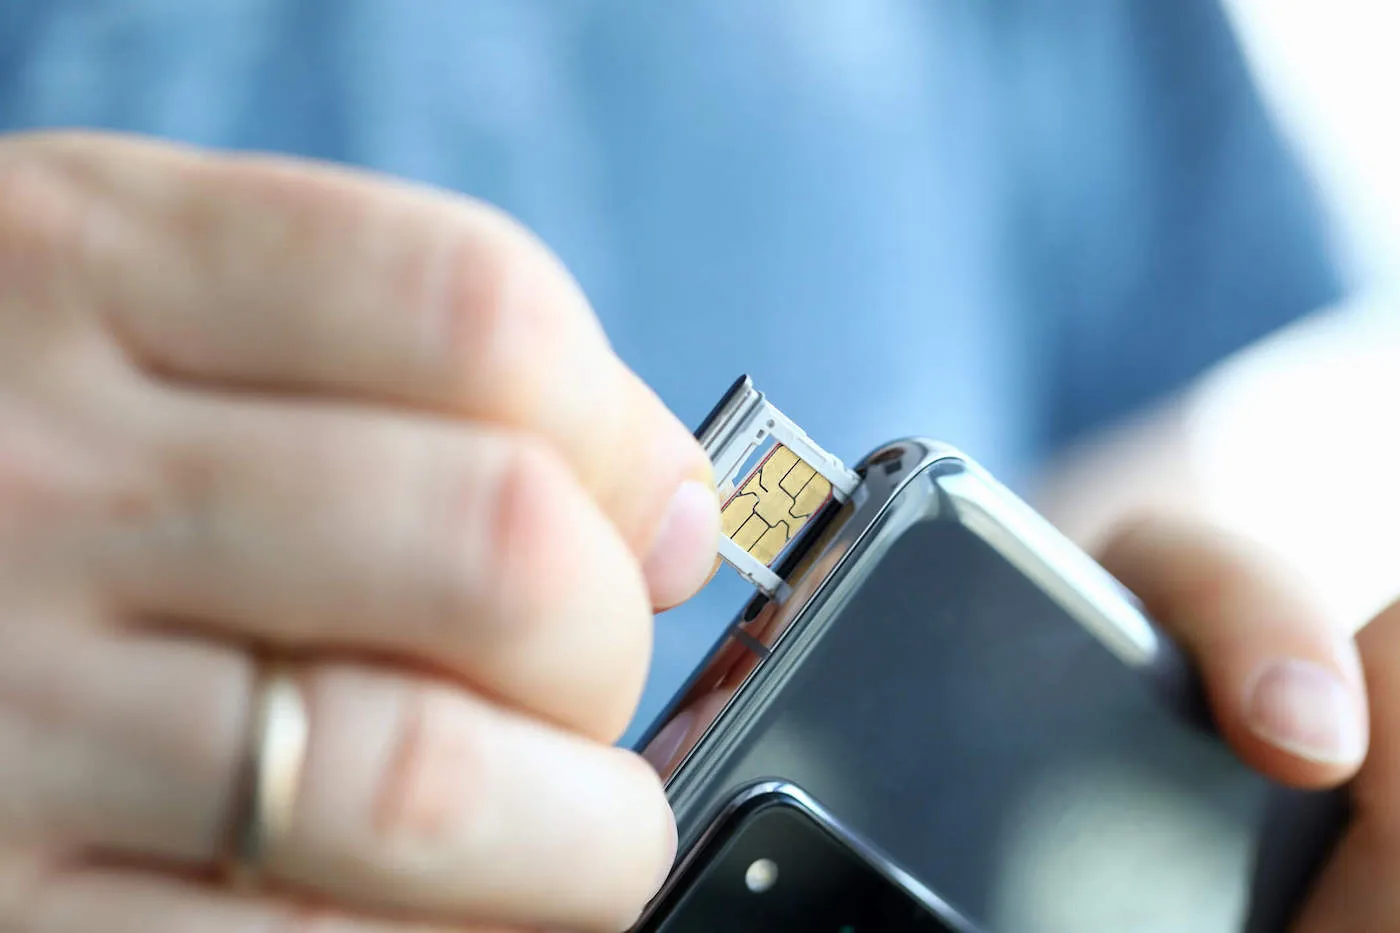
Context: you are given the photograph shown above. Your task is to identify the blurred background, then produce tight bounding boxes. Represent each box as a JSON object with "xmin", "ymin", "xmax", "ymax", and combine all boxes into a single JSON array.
[
  {"xmin": 1195, "ymin": 0, "xmax": 1399, "ymax": 627},
  {"xmin": 1157, "ymin": 0, "xmax": 1400, "ymax": 632}
]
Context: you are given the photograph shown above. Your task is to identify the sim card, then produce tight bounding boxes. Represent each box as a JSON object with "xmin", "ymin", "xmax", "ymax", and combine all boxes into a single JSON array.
[{"xmin": 696, "ymin": 376, "xmax": 860, "ymax": 598}]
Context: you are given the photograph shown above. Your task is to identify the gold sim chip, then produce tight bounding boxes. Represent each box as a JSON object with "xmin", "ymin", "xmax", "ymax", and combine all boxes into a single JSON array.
[
  {"xmin": 696, "ymin": 376, "xmax": 860, "ymax": 598},
  {"xmin": 720, "ymin": 444, "xmax": 834, "ymax": 567}
]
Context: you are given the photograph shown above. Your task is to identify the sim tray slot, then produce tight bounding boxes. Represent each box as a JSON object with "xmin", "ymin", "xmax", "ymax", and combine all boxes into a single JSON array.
[{"xmin": 696, "ymin": 376, "xmax": 860, "ymax": 599}]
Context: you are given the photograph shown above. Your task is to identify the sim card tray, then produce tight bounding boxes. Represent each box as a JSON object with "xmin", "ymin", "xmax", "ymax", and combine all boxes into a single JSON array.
[
  {"xmin": 696, "ymin": 376, "xmax": 860, "ymax": 599},
  {"xmin": 717, "ymin": 535, "xmax": 787, "ymax": 598}
]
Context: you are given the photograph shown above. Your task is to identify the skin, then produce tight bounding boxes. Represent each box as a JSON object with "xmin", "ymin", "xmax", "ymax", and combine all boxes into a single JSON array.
[{"xmin": 0, "ymin": 131, "xmax": 1392, "ymax": 932}]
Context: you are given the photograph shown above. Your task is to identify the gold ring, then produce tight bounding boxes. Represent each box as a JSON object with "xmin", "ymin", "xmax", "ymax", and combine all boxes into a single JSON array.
[{"xmin": 224, "ymin": 660, "xmax": 308, "ymax": 888}]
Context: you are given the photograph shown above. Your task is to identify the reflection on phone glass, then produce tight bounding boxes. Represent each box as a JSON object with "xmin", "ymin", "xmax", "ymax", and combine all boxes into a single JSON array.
[{"xmin": 639, "ymin": 789, "xmax": 962, "ymax": 933}]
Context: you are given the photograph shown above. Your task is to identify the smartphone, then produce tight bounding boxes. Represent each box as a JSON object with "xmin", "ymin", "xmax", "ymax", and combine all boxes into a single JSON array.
[{"xmin": 632, "ymin": 378, "xmax": 1346, "ymax": 933}]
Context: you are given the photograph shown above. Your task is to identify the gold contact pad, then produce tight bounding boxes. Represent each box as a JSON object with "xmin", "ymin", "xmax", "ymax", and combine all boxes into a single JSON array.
[{"xmin": 720, "ymin": 444, "xmax": 834, "ymax": 567}]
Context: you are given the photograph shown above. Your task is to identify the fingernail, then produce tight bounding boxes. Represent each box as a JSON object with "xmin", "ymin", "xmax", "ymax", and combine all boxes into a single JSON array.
[
  {"xmin": 643, "ymin": 480, "xmax": 720, "ymax": 609},
  {"xmin": 1245, "ymin": 660, "xmax": 1366, "ymax": 765}
]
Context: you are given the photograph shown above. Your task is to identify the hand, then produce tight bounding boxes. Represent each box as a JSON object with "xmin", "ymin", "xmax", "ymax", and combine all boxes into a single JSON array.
[
  {"xmin": 0, "ymin": 131, "xmax": 720, "ymax": 933},
  {"xmin": 1099, "ymin": 518, "xmax": 1400, "ymax": 932}
]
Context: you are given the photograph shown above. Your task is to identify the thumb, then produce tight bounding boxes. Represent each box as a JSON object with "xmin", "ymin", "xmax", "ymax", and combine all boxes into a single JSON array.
[
  {"xmin": 1293, "ymin": 599, "xmax": 1400, "ymax": 933},
  {"xmin": 1097, "ymin": 516, "xmax": 1369, "ymax": 789}
]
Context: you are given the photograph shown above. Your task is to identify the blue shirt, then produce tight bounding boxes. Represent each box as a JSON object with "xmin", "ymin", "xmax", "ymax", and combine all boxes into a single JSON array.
[{"xmin": 0, "ymin": 0, "xmax": 1339, "ymax": 739}]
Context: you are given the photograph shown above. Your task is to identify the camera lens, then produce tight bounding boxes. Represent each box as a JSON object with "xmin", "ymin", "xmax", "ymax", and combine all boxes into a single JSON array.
[
  {"xmin": 638, "ymin": 791, "xmax": 963, "ymax": 932},
  {"xmin": 744, "ymin": 858, "xmax": 779, "ymax": 893}
]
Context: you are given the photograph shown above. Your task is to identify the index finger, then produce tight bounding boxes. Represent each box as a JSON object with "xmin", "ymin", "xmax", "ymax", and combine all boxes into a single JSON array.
[{"xmin": 7, "ymin": 131, "xmax": 712, "ymax": 593}]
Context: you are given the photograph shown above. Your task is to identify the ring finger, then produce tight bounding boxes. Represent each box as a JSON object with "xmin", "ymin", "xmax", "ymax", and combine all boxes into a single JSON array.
[{"xmin": 3, "ymin": 627, "xmax": 673, "ymax": 933}]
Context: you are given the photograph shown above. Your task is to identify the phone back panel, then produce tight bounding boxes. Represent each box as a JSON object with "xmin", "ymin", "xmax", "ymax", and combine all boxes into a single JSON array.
[{"xmin": 643, "ymin": 448, "xmax": 1343, "ymax": 933}]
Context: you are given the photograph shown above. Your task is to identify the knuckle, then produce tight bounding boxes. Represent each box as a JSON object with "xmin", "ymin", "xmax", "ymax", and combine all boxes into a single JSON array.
[
  {"xmin": 370, "ymin": 683, "xmax": 492, "ymax": 853},
  {"xmin": 483, "ymin": 433, "xmax": 650, "ymax": 625},
  {"xmin": 493, "ymin": 435, "xmax": 570, "ymax": 550},
  {"xmin": 433, "ymin": 209, "xmax": 597, "ymax": 412},
  {"xmin": 472, "ymin": 436, "xmax": 577, "ymax": 625},
  {"xmin": 94, "ymin": 418, "xmax": 248, "ymax": 598},
  {"xmin": 487, "ymin": 437, "xmax": 574, "ymax": 588},
  {"xmin": 471, "ymin": 435, "xmax": 651, "ymax": 738},
  {"xmin": 140, "ymin": 431, "xmax": 221, "ymax": 546},
  {"xmin": 436, "ymin": 222, "xmax": 538, "ymax": 388}
]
